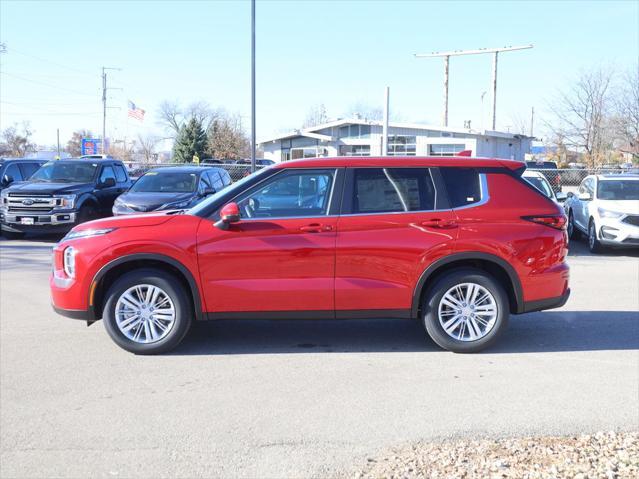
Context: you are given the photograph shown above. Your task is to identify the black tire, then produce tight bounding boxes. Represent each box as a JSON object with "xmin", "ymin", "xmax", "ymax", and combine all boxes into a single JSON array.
[
  {"xmin": 588, "ymin": 219, "xmax": 604, "ymax": 254},
  {"xmin": 102, "ymin": 269, "xmax": 193, "ymax": 354},
  {"xmin": 422, "ymin": 268, "xmax": 509, "ymax": 353},
  {"xmin": 1, "ymin": 229, "xmax": 25, "ymax": 240},
  {"xmin": 77, "ymin": 204, "xmax": 98, "ymax": 224},
  {"xmin": 567, "ymin": 211, "xmax": 581, "ymax": 240}
]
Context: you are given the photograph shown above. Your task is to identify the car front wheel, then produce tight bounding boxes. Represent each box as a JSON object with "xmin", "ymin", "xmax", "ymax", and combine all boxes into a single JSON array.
[
  {"xmin": 103, "ymin": 269, "xmax": 192, "ymax": 354},
  {"xmin": 588, "ymin": 220, "xmax": 604, "ymax": 254},
  {"xmin": 422, "ymin": 269, "xmax": 509, "ymax": 353},
  {"xmin": 567, "ymin": 211, "xmax": 580, "ymax": 240}
]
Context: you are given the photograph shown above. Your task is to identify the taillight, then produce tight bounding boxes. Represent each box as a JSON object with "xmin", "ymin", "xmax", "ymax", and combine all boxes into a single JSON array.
[{"xmin": 522, "ymin": 214, "xmax": 567, "ymax": 230}]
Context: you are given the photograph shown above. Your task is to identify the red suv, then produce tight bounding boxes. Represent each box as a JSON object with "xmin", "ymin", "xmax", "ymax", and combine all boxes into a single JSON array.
[{"xmin": 51, "ymin": 157, "xmax": 570, "ymax": 354}]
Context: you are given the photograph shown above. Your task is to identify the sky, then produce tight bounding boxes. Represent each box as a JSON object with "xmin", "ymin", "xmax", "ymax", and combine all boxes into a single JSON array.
[{"xmin": 0, "ymin": 0, "xmax": 637, "ymax": 147}]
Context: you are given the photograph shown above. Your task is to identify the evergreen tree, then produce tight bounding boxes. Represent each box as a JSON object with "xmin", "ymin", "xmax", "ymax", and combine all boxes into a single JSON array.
[{"xmin": 172, "ymin": 117, "xmax": 207, "ymax": 163}]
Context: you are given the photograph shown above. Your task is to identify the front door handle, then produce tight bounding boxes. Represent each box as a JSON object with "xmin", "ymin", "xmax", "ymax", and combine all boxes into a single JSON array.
[
  {"xmin": 300, "ymin": 223, "xmax": 333, "ymax": 233},
  {"xmin": 421, "ymin": 218, "xmax": 458, "ymax": 229}
]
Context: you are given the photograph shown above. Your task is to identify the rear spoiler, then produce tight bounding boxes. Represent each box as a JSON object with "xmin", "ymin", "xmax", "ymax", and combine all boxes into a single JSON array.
[{"xmin": 499, "ymin": 159, "xmax": 526, "ymax": 176}]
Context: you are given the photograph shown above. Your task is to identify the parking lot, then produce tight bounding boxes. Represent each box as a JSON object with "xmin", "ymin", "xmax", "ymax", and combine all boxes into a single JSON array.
[{"xmin": 1, "ymin": 236, "xmax": 638, "ymax": 478}]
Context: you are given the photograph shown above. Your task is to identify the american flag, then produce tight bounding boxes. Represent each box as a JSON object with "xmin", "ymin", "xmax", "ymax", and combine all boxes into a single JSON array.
[{"xmin": 127, "ymin": 100, "xmax": 145, "ymax": 122}]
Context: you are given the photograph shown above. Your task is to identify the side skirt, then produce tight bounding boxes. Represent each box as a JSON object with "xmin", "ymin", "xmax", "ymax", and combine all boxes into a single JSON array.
[{"xmin": 205, "ymin": 309, "xmax": 412, "ymax": 320}]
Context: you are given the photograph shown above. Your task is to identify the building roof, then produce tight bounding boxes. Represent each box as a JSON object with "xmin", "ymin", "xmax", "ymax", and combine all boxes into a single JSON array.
[
  {"xmin": 272, "ymin": 156, "xmax": 525, "ymax": 171},
  {"xmin": 259, "ymin": 118, "xmax": 533, "ymax": 144}
]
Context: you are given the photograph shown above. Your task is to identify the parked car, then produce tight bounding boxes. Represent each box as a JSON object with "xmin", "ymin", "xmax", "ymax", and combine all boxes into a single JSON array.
[
  {"xmin": 522, "ymin": 170, "xmax": 567, "ymax": 204},
  {"xmin": 0, "ymin": 158, "xmax": 131, "ymax": 238},
  {"xmin": 51, "ymin": 156, "xmax": 570, "ymax": 355},
  {"xmin": 112, "ymin": 166, "xmax": 231, "ymax": 215},
  {"xmin": 525, "ymin": 161, "xmax": 562, "ymax": 193},
  {"xmin": 564, "ymin": 174, "xmax": 639, "ymax": 253},
  {"xmin": 0, "ymin": 158, "xmax": 47, "ymax": 193}
]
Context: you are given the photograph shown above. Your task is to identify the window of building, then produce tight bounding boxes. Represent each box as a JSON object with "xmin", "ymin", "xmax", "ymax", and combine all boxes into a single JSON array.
[
  {"xmin": 339, "ymin": 145, "xmax": 370, "ymax": 156},
  {"xmin": 440, "ymin": 168, "xmax": 482, "ymax": 207},
  {"xmin": 429, "ymin": 144, "xmax": 466, "ymax": 156},
  {"xmin": 339, "ymin": 124, "xmax": 371, "ymax": 139},
  {"xmin": 351, "ymin": 168, "xmax": 435, "ymax": 214},
  {"xmin": 291, "ymin": 147, "xmax": 327, "ymax": 160},
  {"xmin": 387, "ymin": 136, "xmax": 417, "ymax": 156}
]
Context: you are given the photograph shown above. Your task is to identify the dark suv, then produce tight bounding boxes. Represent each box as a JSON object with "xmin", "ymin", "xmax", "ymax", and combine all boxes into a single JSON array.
[
  {"xmin": 0, "ymin": 158, "xmax": 47, "ymax": 193},
  {"xmin": 1, "ymin": 158, "xmax": 131, "ymax": 238}
]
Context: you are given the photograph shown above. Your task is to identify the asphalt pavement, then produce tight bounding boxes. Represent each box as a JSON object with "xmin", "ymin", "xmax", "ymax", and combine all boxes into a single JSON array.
[{"xmin": 1, "ymin": 236, "xmax": 638, "ymax": 478}]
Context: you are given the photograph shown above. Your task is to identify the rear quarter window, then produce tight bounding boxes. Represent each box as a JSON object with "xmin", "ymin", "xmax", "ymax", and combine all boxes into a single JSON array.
[{"xmin": 440, "ymin": 168, "xmax": 482, "ymax": 208}]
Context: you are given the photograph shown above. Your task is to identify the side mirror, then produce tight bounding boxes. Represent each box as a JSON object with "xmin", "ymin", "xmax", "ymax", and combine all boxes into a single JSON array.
[
  {"xmin": 2, "ymin": 174, "xmax": 14, "ymax": 186},
  {"xmin": 555, "ymin": 192, "xmax": 568, "ymax": 202},
  {"xmin": 203, "ymin": 187, "xmax": 215, "ymax": 196},
  {"xmin": 214, "ymin": 202, "xmax": 240, "ymax": 230},
  {"xmin": 578, "ymin": 192, "xmax": 592, "ymax": 201},
  {"xmin": 99, "ymin": 178, "xmax": 116, "ymax": 188}
]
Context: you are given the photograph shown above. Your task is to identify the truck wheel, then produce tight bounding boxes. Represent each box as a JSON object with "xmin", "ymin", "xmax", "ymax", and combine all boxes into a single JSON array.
[
  {"xmin": 588, "ymin": 220, "xmax": 604, "ymax": 254},
  {"xmin": 77, "ymin": 204, "xmax": 98, "ymax": 224},
  {"xmin": 102, "ymin": 269, "xmax": 193, "ymax": 354},
  {"xmin": 422, "ymin": 268, "xmax": 509, "ymax": 353},
  {"xmin": 567, "ymin": 211, "xmax": 580, "ymax": 240}
]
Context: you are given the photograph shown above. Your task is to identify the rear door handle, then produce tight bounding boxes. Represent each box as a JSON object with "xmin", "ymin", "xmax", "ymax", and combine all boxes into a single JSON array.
[
  {"xmin": 300, "ymin": 223, "xmax": 333, "ymax": 233},
  {"xmin": 421, "ymin": 218, "xmax": 458, "ymax": 228}
]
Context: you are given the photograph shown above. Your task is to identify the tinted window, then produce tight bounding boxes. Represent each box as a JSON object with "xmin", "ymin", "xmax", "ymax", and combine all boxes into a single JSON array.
[
  {"xmin": 524, "ymin": 176, "xmax": 553, "ymax": 199},
  {"xmin": 130, "ymin": 171, "xmax": 198, "ymax": 193},
  {"xmin": 206, "ymin": 171, "xmax": 223, "ymax": 190},
  {"xmin": 99, "ymin": 166, "xmax": 117, "ymax": 183},
  {"xmin": 440, "ymin": 167, "xmax": 482, "ymax": 208},
  {"xmin": 235, "ymin": 169, "xmax": 335, "ymax": 218},
  {"xmin": 31, "ymin": 161, "xmax": 98, "ymax": 183},
  {"xmin": 352, "ymin": 168, "xmax": 435, "ymax": 214},
  {"xmin": 114, "ymin": 165, "xmax": 128, "ymax": 183},
  {"xmin": 597, "ymin": 180, "xmax": 639, "ymax": 200},
  {"xmin": 4, "ymin": 163, "xmax": 23, "ymax": 182},
  {"xmin": 220, "ymin": 170, "xmax": 232, "ymax": 186},
  {"xmin": 19, "ymin": 162, "xmax": 41, "ymax": 179}
]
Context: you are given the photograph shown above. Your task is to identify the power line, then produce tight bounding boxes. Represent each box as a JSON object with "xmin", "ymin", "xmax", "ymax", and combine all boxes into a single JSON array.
[
  {"xmin": 5, "ymin": 46, "xmax": 97, "ymax": 78},
  {"xmin": 0, "ymin": 71, "xmax": 98, "ymax": 97}
]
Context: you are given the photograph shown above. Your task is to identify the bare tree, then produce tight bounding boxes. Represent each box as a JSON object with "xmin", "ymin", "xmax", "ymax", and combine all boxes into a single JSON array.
[
  {"xmin": 547, "ymin": 67, "xmax": 614, "ymax": 166},
  {"xmin": 302, "ymin": 103, "xmax": 328, "ymax": 128},
  {"xmin": 158, "ymin": 100, "xmax": 182, "ymax": 134},
  {"xmin": 66, "ymin": 129, "xmax": 93, "ymax": 156},
  {"xmin": 158, "ymin": 100, "xmax": 221, "ymax": 135},
  {"xmin": 0, "ymin": 122, "xmax": 35, "ymax": 157},
  {"xmin": 509, "ymin": 112, "xmax": 531, "ymax": 136},
  {"xmin": 206, "ymin": 112, "xmax": 250, "ymax": 160},
  {"xmin": 344, "ymin": 102, "xmax": 383, "ymax": 121},
  {"xmin": 136, "ymin": 134, "xmax": 160, "ymax": 162},
  {"xmin": 612, "ymin": 67, "xmax": 639, "ymax": 155},
  {"xmin": 107, "ymin": 140, "xmax": 135, "ymax": 162}
]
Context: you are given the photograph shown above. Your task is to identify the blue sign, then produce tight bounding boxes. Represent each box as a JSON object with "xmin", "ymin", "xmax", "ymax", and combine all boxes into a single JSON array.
[{"xmin": 81, "ymin": 138, "xmax": 102, "ymax": 155}]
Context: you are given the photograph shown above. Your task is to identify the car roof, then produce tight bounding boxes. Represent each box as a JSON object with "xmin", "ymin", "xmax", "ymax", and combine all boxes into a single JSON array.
[
  {"xmin": 522, "ymin": 170, "xmax": 546, "ymax": 179},
  {"xmin": 50, "ymin": 157, "xmax": 121, "ymax": 164},
  {"xmin": 146, "ymin": 166, "xmax": 221, "ymax": 174},
  {"xmin": 273, "ymin": 156, "xmax": 525, "ymax": 171},
  {"xmin": 597, "ymin": 174, "xmax": 639, "ymax": 180},
  {"xmin": 0, "ymin": 157, "xmax": 46, "ymax": 162}
]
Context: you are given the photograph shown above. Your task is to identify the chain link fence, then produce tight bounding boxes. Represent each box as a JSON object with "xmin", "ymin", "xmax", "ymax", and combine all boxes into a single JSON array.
[{"xmin": 527, "ymin": 167, "xmax": 638, "ymax": 194}]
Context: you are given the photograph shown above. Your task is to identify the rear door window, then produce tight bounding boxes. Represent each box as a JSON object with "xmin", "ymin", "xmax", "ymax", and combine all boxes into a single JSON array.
[
  {"xmin": 114, "ymin": 165, "xmax": 128, "ymax": 183},
  {"xmin": 440, "ymin": 167, "xmax": 482, "ymax": 208},
  {"xmin": 99, "ymin": 166, "xmax": 117, "ymax": 183},
  {"xmin": 350, "ymin": 168, "xmax": 436, "ymax": 214}
]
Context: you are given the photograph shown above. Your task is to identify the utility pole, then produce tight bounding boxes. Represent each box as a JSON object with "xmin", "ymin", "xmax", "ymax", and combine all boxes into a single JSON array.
[
  {"xmin": 414, "ymin": 45, "xmax": 533, "ymax": 130},
  {"xmin": 530, "ymin": 106, "xmax": 535, "ymax": 137},
  {"xmin": 101, "ymin": 66, "xmax": 121, "ymax": 154},
  {"xmin": 382, "ymin": 87, "xmax": 389, "ymax": 155},
  {"xmin": 250, "ymin": 0, "xmax": 256, "ymax": 172},
  {"xmin": 56, "ymin": 129, "xmax": 60, "ymax": 159}
]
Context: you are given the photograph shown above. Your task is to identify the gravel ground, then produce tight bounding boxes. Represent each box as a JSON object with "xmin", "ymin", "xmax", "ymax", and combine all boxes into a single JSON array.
[{"xmin": 349, "ymin": 431, "xmax": 639, "ymax": 479}]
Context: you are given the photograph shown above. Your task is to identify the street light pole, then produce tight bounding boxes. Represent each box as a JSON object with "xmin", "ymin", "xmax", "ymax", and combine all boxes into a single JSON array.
[{"xmin": 250, "ymin": 0, "xmax": 256, "ymax": 172}]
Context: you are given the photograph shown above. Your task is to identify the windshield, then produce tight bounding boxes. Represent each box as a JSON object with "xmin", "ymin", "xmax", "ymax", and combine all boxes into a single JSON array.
[
  {"xmin": 30, "ymin": 161, "xmax": 98, "ymax": 183},
  {"xmin": 131, "ymin": 171, "xmax": 198, "ymax": 193},
  {"xmin": 188, "ymin": 166, "xmax": 273, "ymax": 216},
  {"xmin": 525, "ymin": 176, "xmax": 553, "ymax": 199},
  {"xmin": 597, "ymin": 180, "xmax": 639, "ymax": 200}
]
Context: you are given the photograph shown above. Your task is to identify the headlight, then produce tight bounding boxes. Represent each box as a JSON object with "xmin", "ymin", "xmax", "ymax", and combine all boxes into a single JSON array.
[
  {"xmin": 159, "ymin": 200, "xmax": 191, "ymax": 210},
  {"xmin": 113, "ymin": 201, "xmax": 134, "ymax": 213},
  {"xmin": 54, "ymin": 194, "xmax": 76, "ymax": 209},
  {"xmin": 63, "ymin": 228, "xmax": 116, "ymax": 241},
  {"xmin": 597, "ymin": 208, "xmax": 624, "ymax": 219},
  {"xmin": 63, "ymin": 246, "xmax": 76, "ymax": 278}
]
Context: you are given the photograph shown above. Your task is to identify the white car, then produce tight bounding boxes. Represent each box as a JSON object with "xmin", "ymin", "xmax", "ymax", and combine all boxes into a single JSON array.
[
  {"xmin": 522, "ymin": 170, "xmax": 567, "ymax": 205},
  {"xmin": 564, "ymin": 174, "xmax": 639, "ymax": 253}
]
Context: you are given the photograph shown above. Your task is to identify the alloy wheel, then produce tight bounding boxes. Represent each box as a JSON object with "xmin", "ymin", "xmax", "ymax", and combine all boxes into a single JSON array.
[
  {"xmin": 115, "ymin": 284, "xmax": 176, "ymax": 343},
  {"xmin": 437, "ymin": 282, "xmax": 498, "ymax": 342}
]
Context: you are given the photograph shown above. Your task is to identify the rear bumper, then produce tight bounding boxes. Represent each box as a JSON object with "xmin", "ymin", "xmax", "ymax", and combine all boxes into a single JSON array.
[
  {"xmin": 52, "ymin": 304, "xmax": 92, "ymax": 320},
  {"xmin": 521, "ymin": 288, "xmax": 570, "ymax": 313}
]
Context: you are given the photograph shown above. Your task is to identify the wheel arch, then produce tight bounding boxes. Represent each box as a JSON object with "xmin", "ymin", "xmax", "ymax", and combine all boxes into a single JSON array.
[
  {"xmin": 90, "ymin": 253, "xmax": 204, "ymax": 322},
  {"xmin": 412, "ymin": 252, "xmax": 524, "ymax": 317},
  {"xmin": 76, "ymin": 193, "xmax": 99, "ymax": 210}
]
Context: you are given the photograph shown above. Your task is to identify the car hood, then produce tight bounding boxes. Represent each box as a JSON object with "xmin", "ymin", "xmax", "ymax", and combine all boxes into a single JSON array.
[
  {"xmin": 4, "ymin": 181, "xmax": 93, "ymax": 195},
  {"xmin": 596, "ymin": 200, "xmax": 639, "ymax": 215},
  {"xmin": 73, "ymin": 211, "xmax": 176, "ymax": 232},
  {"xmin": 116, "ymin": 191, "xmax": 194, "ymax": 211}
]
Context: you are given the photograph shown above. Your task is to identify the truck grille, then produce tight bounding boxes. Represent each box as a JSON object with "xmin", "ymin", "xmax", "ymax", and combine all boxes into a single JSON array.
[
  {"xmin": 5, "ymin": 194, "xmax": 58, "ymax": 214},
  {"xmin": 622, "ymin": 215, "xmax": 639, "ymax": 227}
]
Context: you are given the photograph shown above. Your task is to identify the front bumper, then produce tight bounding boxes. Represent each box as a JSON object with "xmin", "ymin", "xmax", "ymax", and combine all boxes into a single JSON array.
[
  {"xmin": 1, "ymin": 210, "xmax": 77, "ymax": 233},
  {"xmin": 597, "ymin": 216, "xmax": 639, "ymax": 247}
]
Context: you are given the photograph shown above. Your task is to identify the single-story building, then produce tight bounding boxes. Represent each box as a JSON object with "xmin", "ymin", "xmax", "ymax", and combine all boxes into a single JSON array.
[{"xmin": 259, "ymin": 118, "xmax": 533, "ymax": 162}]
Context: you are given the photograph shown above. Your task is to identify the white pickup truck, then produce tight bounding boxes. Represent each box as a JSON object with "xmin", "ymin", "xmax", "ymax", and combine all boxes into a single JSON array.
[{"xmin": 564, "ymin": 174, "xmax": 639, "ymax": 253}]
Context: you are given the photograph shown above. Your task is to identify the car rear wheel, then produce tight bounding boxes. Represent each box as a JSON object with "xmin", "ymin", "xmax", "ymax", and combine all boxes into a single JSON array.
[
  {"xmin": 103, "ymin": 269, "xmax": 192, "ymax": 354},
  {"xmin": 588, "ymin": 220, "xmax": 604, "ymax": 254},
  {"xmin": 422, "ymin": 269, "xmax": 509, "ymax": 353},
  {"xmin": 567, "ymin": 211, "xmax": 580, "ymax": 240}
]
